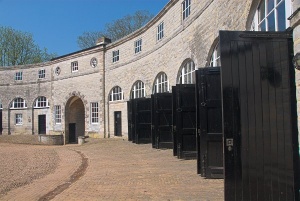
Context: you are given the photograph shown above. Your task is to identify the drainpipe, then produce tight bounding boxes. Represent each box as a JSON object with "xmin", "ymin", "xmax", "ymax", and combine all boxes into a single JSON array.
[
  {"xmin": 107, "ymin": 100, "xmax": 110, "ymax": 138},
  {"xmin": 97, "ymin": 37, "xmax": 111, "ymax": 138}
]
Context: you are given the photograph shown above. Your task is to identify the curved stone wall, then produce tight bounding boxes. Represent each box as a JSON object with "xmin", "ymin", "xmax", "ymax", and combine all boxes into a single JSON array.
[{"xmin": 1, "ymin": 0, "xmax": 298, "ymax": 141}]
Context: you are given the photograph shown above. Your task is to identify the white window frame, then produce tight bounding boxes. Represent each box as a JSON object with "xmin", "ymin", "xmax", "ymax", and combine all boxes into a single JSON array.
[
  {"xmin": 179, "ymin": 60, "xmax": 196, "ymax": 84},
  {"xmin": 157, "ymin": 22, "xmax": 164, "ymax": 41},
  {"xmin": 34, "ymin": 96, "xmax": 49, "ymax": 108},
  {"xmin": 182, "ymin": 0, "xmax": 191, "ymax": 20},
  {"xmin": 15, "ymin": 114, "xmax": 23, "ymax": 125},
  {"xmin": 154, "ymin": 73, "xmax": 170, "ymax": 93},
  {"xmin": 54, "ymin": 105, "xmax": 62, "ymax": 124},
  {"xmin": 90, "ymin": 102, "xmax": 99, "ymax": 124},
  {"xmin": 10, "ymin": 98, "xmax": 27, "ymax": 109},
  {"xmin": 71, "ymin": 61, "xmax": 78, "ymax": 72},
  {"xmin": 209, "ymin": 42, "xmax": 221, "ymax": 67},
  {"xmin": 252, "ymin": 0, "xmax": 291, "ymax": 31},
  {"xmin": 15, "ymin": 72, "xmax": 22, "ymax": 81},
  {"xmin": 135, "ymin": 39, "xmax": 142, "ymax": 54},
  {"xmin": 110, "ymin": 86, "xmax": 124, "ymax": 102},
  {"xmin": 131, "ymin": 81, "xmax": 146, "ymax": 99},
  {"xmin": 113, "ymin": 50, "xmax": 119, "ymax": 63},
  {"xmin": 38, "ymin": 69, "xmax": 45, "ymax": 79}
]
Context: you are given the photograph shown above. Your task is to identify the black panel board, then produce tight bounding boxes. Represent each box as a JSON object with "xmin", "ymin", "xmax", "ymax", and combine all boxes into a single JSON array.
[
  {"xmin": 134, "ymin": 98, "xmax": 152, "ymax": 144},
  {"xmin": 220, "ymin": 30, "xmax": 300, "ymax": 201},
  {"xmin": 196, "ymin": 67, "xmax": 223, "ymax": 179},
  {"xmin": 151, "ymin": 93, "xmax": 173, "ymax": 149},
  {"xmin": 174, "ymin": 84, "xmax": 197, "ymax": 159}
]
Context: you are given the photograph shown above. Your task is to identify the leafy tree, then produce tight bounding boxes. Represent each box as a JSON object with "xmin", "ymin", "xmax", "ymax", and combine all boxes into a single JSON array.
[
  {"xmin": 77, "ymin": 10, "xmax": 154, "ymax": 49},
  {"xmin": 0, "ymin": 26, "xmax": 56, "ymax": 67}
]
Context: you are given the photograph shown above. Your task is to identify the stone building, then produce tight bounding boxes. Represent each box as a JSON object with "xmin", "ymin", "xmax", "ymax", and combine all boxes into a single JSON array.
[{"xmin": 0, "ymin": 0, "xmax": 300, "ymax": 144}]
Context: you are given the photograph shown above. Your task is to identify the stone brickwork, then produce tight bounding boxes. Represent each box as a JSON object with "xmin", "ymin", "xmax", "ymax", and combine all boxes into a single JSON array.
[{"xmin": 0, "ymin": 0, "xmax": 299, "ymax": 143}]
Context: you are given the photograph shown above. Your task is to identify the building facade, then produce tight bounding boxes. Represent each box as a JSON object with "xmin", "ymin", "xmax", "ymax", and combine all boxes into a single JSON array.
[{"xmin": 0, "ymin": 0, "xmax": 299, "ymax": 144}]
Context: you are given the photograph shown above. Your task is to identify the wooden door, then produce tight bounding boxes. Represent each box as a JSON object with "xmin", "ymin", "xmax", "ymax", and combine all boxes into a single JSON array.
[
  {"xmin": 38, "ymin": 115, "xmax": 46, "ymax": 134},
  {"xmin": 220, "ymin": 30, "xmax": 299, "ymax": 201},
  {"xmin": 152, "ymin": 93, "xmax": 173, "ymax": 149},
  {"xmin": 175, "ymin": 84, "xmax": 197, "ymax": 159},
  {"xmin": 196, "ymin": 67, "xmax": 223, "ymax": 178},
  {"xmin": 114, "ymin": 111, "xmax": 122, "ymax": 136}
]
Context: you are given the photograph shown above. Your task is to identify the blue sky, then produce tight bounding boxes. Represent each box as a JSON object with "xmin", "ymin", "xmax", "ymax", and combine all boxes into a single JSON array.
[{"xmin": 0, "ymin": 0, "xmax": 169, "ymax": 56}]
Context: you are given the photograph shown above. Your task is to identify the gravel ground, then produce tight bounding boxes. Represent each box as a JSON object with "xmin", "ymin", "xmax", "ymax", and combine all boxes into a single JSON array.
[{"xmin": 0, "ymin": 138, "xmax": 59, "ymax": 196}]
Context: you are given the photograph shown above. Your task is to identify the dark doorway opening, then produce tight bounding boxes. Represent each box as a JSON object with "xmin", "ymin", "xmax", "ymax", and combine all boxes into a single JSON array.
[
  {"xmin": 69, "ymin": 123, "xmax": 76, "ymax": 143},
  {"xmin": 114, "ymin": 111, "xmax": 122, "ymax": 136},
  {"xmin": 38, "ymin": 115, "xmax": 46, "ymax": 134}
]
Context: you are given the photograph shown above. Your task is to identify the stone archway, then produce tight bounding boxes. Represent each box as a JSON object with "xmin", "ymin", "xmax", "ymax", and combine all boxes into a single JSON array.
[{"xmin": 65, "ymin": 96, "xmax": 85, "ymax": 143}]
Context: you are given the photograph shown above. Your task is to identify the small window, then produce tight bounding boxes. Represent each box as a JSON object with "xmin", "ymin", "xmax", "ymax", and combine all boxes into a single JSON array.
[
  {"xmin": 54, "ymin": 105, "xmax": 61, "ymax": 124},
  {"xmin": 0, "ymin": 101, "xmax": 2, "ymax": 109},
  {"xmin": 15, "ymin": 72, "xmax": 23, "ymax": 81},
  {"xmin": 71, "ymin": 61, "xmax": 78, "ymax": 72},
  {"xmin": 157, "ymin": 22, "xmax": 164, "ymax": 41},
  {"xmin": 38, "ymin": 69, "xmax": 45, "ymax": 79},
  {"xmin": 10, "ymin": 98, "xmax": 27, "ymax": 109},
  {"xmin": 178, "ymin": 60, "xmax": 196, "ymax": 84},
  {"xmin": 109, "ymin": 86, "xmax": 124, "ymax": 101},
  {"xmin": 135, "ymin": 39, "xmax": 142, "ymax": 54},
  {"xmin": 34, "ymin": 96, "xmax": 49, "ymax": 108},
  {"xmin": 182, "ymin": 0, "xmax": 191, "ymax": 20},
  {"xmin": 55, "ymin": 66, "xmax": 61, "ymax": 75},
  {"xmin": 15, "ymin": 114, "xmax": 23, "ymax": 125},
  {"xmin": 90, "ymin": 57, "xmax": 98, "ymax": 68},
  {"xmin": 153, "ymin": 72, "xmax": 170, "ymax": 93},
  {"xmin": 91, "ymin": 102, "xmax": 99, "ymax": 124},
  {"xmin": 113, "ymin": 50, "xmax": 119, "ymax": 63},
  {"xmin": 131, "ymin": 81, "xmax": 145, "ymax": 99}
]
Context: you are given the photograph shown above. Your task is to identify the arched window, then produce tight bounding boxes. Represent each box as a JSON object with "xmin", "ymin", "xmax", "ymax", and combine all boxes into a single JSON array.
[
  {"xmin": 10, "ymin": 98, "xmax": 27, "ymax": 109},
  {"xmin": 153, "ymin": 72, "xmax": 170, "ymax": 93},
  {"xmin": 109, "ymin": 86, "xmax": 124, "ymax": 101},
  {"xmin": 34, "ymin": 96, "xmax": 49, "ymax": 108},
  {"xmin": 131, "ymin": 81, "xmax": 145, "ymax": 99},
  {"xmin": 178, "ymin": 60, "xmax": 196, "ymax": 84},
  {"xmin": 209, "ymin": 42, "xmax": 221, "ymax": 67},
  {"xmin": 251, "ymin": 0, "xmax": 291, "ymax": 31}
]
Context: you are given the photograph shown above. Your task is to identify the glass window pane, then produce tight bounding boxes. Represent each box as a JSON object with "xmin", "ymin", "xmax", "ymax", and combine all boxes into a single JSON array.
[
  {"xmin": 267, "ymin": 0, "xmax": 274, "ymax": 12},
  {"xmin": 259, "ymin": 20, "xmax": 266, "ymax": 31},
  {"xmin": 277, "ymin": 2, "xmax": 286, "ymax": 31},
  {"xmin": 267, "ymin": 11, "xmax": 275, "ymax": 31}
]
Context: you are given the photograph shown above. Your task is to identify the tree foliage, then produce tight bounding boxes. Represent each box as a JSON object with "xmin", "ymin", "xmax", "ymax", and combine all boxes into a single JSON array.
[
  {"xmin": 77, "ymin": 10, "xmax": 154, "ymax": 49},
  {"xmin": 0, "ymin": 26, "xmax": 56, "ymax": 67}
]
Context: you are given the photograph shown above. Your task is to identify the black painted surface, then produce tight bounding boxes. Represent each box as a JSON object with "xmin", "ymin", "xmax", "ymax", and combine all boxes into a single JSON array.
[
  {"xmin": 196, "ymin": 67, "xmax": 223, "ymax": 178},
  {"xmin": 174, "ymin": 84, "xmax": 197, "ymax": 159},
  {"xmin": 151, "ymin": 93, "xmax": 173, "ymax": 149},
  {"xmin": 134, "ymin": 98, "xmax": 152, "ymax": 144},
  {"xmin": 114, "ymin": 111, "xmax": 122, "ymax": 136},
  {"xmin": 220, "ymin": 30, "xmax": 299, "ymax": 201},
  {"xmin": 127, "ymin": 100, "xmax": 134, "ymax": 141},
  {"xmin": 172, "ymin": 86, "xmax": 178, "ymax": 156},
  {"xmin": 38, "ymin": 115, "xmax": 46, "ymax": 134}
]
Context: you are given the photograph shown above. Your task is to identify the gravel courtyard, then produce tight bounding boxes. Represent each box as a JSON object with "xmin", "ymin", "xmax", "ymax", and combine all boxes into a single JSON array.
[{"xmin": 0, "ymin": 136, "xmax": 224, "ymax": 201}]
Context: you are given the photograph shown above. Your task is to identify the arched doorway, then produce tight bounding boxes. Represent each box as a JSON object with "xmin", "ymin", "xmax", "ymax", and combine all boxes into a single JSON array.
[{"xmin": 65, "ymin": 96, "xmax": 85, "ymax": 143}]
